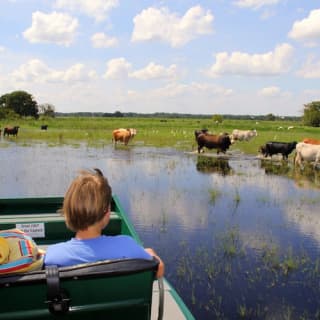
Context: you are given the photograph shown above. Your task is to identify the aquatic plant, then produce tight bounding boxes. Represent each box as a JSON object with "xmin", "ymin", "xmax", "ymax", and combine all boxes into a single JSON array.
[
  {"xmin": 209, "ymin": 188, "xmax": 222, "ymax": 204},
  {"xmin": 234, "ymin": 188, "xmax": 240, "ymax": 204}
]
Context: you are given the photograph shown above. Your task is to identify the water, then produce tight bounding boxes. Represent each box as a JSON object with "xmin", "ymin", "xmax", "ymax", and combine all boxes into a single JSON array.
[{"xmin": 1, "ymin": 143, "xmax": 320, "ymax": 319}]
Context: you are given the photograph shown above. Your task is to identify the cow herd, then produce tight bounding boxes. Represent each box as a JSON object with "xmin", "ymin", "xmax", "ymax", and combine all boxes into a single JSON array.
[
  {"xmin": 259, "ymin": 139, "xmax": 320, "ymax": 168},
  {"xmin": 194, "ymin": 129, "xmax": 257, "ymax": 154},
  {"xmin": 1, "ymin": 124, "xmax": 319, "ymax": 168},
  {"xmin": 0, "ymin": 125, "xmax": 49, "ymax": 138},
  {"xmin": 194, "ymin": 128, "xmax": 320, "ymax": 169}
]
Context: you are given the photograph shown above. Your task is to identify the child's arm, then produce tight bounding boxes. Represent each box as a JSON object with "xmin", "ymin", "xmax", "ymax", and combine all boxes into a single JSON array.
[{"xmin": 144, "ymin": 248, "xmax": 165, "ymax": 278}]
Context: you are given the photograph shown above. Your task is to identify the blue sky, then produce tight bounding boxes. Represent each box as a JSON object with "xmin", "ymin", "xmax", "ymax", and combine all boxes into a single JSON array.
[{"xmin": 0, "ymin": 0, "xmax": 319, "ymax": 116}]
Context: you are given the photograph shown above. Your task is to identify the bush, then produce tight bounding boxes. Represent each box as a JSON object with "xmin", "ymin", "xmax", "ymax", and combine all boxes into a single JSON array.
[{"xmin": 303, "ymin": 101, "xmax": 320, "ymax": 127}]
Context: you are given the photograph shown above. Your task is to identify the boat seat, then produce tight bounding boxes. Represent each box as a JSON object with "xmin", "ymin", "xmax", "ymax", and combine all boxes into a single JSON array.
[
  {"xmin": 0, "ymin": 212, "xmax": 123, "ymax": 244},
  {"xmin": 0, "ymin": 258, "xmax": 162, "ymax": 320}
]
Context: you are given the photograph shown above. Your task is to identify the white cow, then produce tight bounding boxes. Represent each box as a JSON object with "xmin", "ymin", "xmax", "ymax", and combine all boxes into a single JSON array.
[
  {"xmin": 295, "ymin": 142, "xmax": 320, "ymax": 168},
  {"xmin": 231, "ymin": 129, "xmax": 257, "ymax": 143}
]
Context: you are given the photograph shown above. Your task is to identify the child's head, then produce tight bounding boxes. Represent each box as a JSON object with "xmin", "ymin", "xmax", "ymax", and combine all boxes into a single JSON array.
[{"xmin": 63, "ymin": 168, "xmax": 112, "ymax": 232}]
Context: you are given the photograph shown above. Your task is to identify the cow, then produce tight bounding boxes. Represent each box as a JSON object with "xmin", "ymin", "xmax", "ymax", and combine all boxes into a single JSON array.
[
  {"xmin": 294, "ymin": 142, "xmax": 320, "ymax": 168},
  {"xmin": 112, "ymin": 128, "xmax": 137, "ymax": 145},
  {"xmin": 302, "ymin": 138, "xmax": 320, "ymax": 145},
  {"xmin": 195, "ymin": 130, "xmax": 232, "ymax": 154},
  {"xmin": 231, "ymin": 129, "xmax": 257, "ymax": 143},
  {"xmin": 41, "ymin": 125, "xmax": 48, "ymax": 130},
  {"xmin": 194, "ymin": 129, "xmax": 209, "ymax": 139},
  {"xmin": 3, "ymin": 126, "xmax": 19, "ymax": 137},
  {"xmin": 259, "ymin": 141, "xmax": 297, "ymax": 160}
]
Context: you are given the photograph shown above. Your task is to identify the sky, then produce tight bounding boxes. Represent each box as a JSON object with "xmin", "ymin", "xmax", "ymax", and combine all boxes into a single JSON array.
[{"xmin": 0, "ymin": 0, "xmax": 320, "ymax": 116}]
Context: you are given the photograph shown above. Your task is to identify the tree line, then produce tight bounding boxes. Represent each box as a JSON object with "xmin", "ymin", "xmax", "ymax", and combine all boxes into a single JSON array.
[
  {"xmin": 0, "ymin": 90, "xmax": 55, "ymax": 119},
  {"xmin": 1, "ymin": 90, "xmax": 320, "ymax": 126}
]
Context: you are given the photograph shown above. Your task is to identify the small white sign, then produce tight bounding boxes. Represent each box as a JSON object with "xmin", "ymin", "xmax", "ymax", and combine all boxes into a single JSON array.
[{"xmin": 16, "ymin": 223, "xmax": 45, "ymax": 238}]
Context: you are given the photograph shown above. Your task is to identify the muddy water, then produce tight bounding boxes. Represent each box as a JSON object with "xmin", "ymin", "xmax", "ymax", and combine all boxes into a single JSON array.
[{"xmin": 1, "ymin": 143, "xmax": 320, "ymax": 319}]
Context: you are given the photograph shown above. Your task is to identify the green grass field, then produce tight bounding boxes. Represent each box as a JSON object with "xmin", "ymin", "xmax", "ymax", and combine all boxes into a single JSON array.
[{"xmin": 1, "ymin": 117, "xmax": 320, "ymax": 155}]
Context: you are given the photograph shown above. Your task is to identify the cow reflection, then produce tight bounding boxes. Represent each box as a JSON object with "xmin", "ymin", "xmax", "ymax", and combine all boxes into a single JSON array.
[
  {"xmin": 260, "ymin": 159, "xmax": 290, "ymax": 175},
  {"xmin": 196, "ymin": 156, "xmax": 232, "ymax": 176},
  {"xmin": 260, "ymin": 159, "xmax": 320, "ymax": 189}
]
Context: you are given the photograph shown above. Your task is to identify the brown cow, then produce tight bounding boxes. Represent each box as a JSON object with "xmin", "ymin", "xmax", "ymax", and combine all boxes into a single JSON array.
[
  {"xmin": 195, "ymin": 130, "xmax": 231, "ymax": 154},
  {"xmin": 3, "ymin": 126, "xmax": 19, "ymax": 137},
  {"xmin": 302, "ymin": 138, "xmax": 320, "ymax": 145},
  {"xmin": 112, "ymin": 128, "xmax": 137, "ymax": 145}
]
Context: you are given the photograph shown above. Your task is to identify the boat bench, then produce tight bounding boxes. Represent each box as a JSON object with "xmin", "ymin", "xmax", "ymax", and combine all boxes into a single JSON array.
[
  {"xmin": 0, "ymin": 212, "xmax": 122, "ymax": 245},
  {"xmin": 0, "ymin": 197, "xmax": 165, "ymax": 319},
  {"xmin": 0, "ymin": 258, "xmax": 160, "ymax": 320}
]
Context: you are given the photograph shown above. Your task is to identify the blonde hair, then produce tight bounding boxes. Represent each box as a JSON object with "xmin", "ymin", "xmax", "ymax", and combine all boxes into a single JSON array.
[{"xmin": 63, "ymin": 168, "xmax": 112, "ymax": 232}]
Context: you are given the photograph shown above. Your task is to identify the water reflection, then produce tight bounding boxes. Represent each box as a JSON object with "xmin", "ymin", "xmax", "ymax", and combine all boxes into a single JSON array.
[
  {"xmin": 260, "ymin": 158, "xmax": 291, "ymax": 175},
  {"xmin": 196, "ymin": 155, "xmax": 233, "ymax": 176},
  {"xmin": 1, "ymin": 144, "xmax": 320, "ymax": 319},
  {"xmin": 260, "ymin": 159, "xmax": 320, "ymax": 189}
]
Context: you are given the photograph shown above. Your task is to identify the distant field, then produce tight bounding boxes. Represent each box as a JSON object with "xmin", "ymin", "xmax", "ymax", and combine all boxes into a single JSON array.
[{"xmin": 1, "ymin": 117, "xmax": 320, "ymax": 155}]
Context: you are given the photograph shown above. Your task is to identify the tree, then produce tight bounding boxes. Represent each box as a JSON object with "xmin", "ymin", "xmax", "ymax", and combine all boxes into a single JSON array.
[
  {"xmin": 265, "ymin": 113, "xmax": 276, "ymax": 121},
  {"xmin": 114, "ymin": 111, "xmax": 124, "ymax": 117},
  {"xmin": 303, "ymin": 101, "xmax": 320, "ymax": 127},
  {"xmin": 212, "ymin": 114, "xmax": 223, "ymax": 123},
  {"xmin": 38, "ymin": 103, "xmax": 55, "ymax": 117},
  {"xmin": 0, "ymin": 107, "xmax": 19, "ymax": 120},
  {"xmin": 0, "ymin": 91, "xmax": 39, "ymax": 118}
]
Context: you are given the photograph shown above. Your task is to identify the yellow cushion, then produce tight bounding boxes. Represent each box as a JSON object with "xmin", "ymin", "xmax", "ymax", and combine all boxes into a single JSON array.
[
  {"xmin": 0, "ymin": 237, "xmax": 10, "ymax": 264},
  {"xmin": 0, "ymin": 229, "xmax": 44, "ymax": 274}
]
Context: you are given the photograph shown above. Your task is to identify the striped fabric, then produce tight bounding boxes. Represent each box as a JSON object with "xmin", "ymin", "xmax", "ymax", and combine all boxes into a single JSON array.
[{"xmin": 0, "ymin": 229, "xmax": 44, "ymax": 274}]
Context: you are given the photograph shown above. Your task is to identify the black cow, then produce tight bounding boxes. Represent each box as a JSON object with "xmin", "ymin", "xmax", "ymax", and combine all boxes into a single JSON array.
[
  {"xmin": 194, "ymin": 129, "xmax": 209, "ymax": 139},
  {"xmin": 3, "ymin": 126, "xmax": 19, "ymax": 137},
  {"xmin": 195, "ymin": 130, "xmax": 231, "ymax": 154},
  {"xmin": 41, "ymin": 125, "xmax": 48, "ymax": 130},
  {"xmin": 259, "ymin": 141, "xmax": 297, "ymax": 160}
]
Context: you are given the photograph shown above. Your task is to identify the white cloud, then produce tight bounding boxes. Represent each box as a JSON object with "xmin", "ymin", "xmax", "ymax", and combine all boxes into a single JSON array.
[
  {"xmin": 11, "ymin": 59, "xmax": 96, "ymax": 83},
  {"xmin": 207, "ymin": 43, "xmax": 294, "ymax": 77},
  {"xmin": 131, "ymin": 6, "xmax": 214, "ymax": 47},
  {"xmin": 258, "ymin": 86, "xmax": 280, "ymax": 96},
  {"xmin": 233, "ymin": 0, "xmax": 280, "ymax": 10},
  {"xmin": 296, "ymin": 55, "xmax": 320, "ymax": 79},
  {"xmin": 62, "ymin": 64, "xmax": 97, "ymax": 82},
  {"xmin": 149, "ymin": 82, "xmax": 233, "ymax": 99},
  {"xmin": 0, "ymin": 46, "xmax": 6, "ymax": 53},
  {"xmin": 23, "ymin": 11, "xmax": 78, "ymax": 46},
  {"xmin": 103, "ymin": 57, "xmax": 132, "ymax": 80},
  {"xmin": 303, "ymin": 89, "xmax": 320, "ymax": 99},
  {"xmin": 91, "ymin": 32, "xmax": 118, "ymax": 48},
  {"xmin": 54, "ymin": 0, "xmax": 118, "ymax": 22},
  {"xmin": 130, "ymin": 62, "xmax": 178, "ymax": 80},
  {"xmin": 288, "ymin": 9, "xmax": 320, "ymax": 47},
  {"xmin": 258, "ymin": 86, "xmax": 291, "ymax": 99},
  {"xmin": 121, "ymin": 82, "xmax": 234, "ymax": 114}
]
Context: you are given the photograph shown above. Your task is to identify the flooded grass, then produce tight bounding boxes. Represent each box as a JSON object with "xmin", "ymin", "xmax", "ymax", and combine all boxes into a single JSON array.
[{"xmin": 2, "ymin": 117, "xmax": 320, "ymax": 154}]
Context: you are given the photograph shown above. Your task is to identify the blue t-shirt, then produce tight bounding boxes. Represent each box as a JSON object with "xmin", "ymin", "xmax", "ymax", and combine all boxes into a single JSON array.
[{"xmin": 44, "ymin": 235, "xmax": 152, "ymax": 267}]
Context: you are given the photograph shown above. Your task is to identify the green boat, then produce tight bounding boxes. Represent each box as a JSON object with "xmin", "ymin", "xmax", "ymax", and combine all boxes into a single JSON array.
[{"xmin": 0, "ymin": 196, "xmax": 195, "ymax": 320}]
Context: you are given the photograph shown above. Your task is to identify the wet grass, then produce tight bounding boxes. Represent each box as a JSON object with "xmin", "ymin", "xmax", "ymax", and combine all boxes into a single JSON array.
[{"xmin": 174, "ymin": 229, "xmax": 320, "ymax": 319}]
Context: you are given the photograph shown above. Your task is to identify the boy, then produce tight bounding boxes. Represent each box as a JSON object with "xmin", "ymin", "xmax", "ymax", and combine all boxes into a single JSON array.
[{"xmin": 44, "ymin": 168, "xmax": 164, "ymax": 278}]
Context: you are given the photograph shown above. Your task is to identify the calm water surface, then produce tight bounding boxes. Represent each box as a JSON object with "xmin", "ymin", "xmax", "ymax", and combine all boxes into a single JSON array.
[{"xmin": 1, "ymin": 143, "xmax": 320, "ymax": 319}]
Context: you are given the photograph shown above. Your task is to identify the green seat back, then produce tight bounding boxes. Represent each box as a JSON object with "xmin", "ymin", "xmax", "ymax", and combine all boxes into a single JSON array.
[{"xmin": 0, "ymin": 258, "xmax": 158, "ymax": 320}]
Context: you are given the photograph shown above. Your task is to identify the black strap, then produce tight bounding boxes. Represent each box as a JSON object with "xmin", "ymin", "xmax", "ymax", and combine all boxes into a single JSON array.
[
  {"xmin": 45, "ymin": 265, "xmax": 70, "ymax": 315},
  {"xmin": 157, "ymin": 277, "xmax": 164, "ymax": 320}
]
